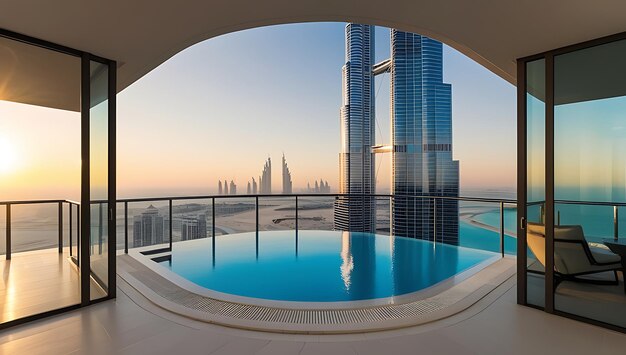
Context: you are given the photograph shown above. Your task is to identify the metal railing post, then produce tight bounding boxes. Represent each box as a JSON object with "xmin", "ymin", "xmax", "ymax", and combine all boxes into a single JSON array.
[
  {"xmin": 212, "ymin": 197, "xmax": 216, "ymax": 238},
  {"xmin": 69, "ymin": 203, "xmax": 73, "ymax": 257},
  {"xmin": 255, "ymin": 196, "xmax": 259, "ymax": 235},
  {"xmin": 98, "ymin": 203, "xmax": 103, "ymax": 254},
  {"xmin": 212, "ymin": 197, "xmax": 216, "ymax": 267},
  {"xmin": 77, "ymin": 204, "xmax": 80, "ymax": 266},
  {"xmin": 124, "ymin": 201, "xmax": 128, "ymax": 253},
  {"xmin": 433, "ymin": 198, "xmax": 437, "ymax": 243},
  {"xmin": 295, "ymin": 196, "xmax": 298, "ymax": 233},
  {"xmin": 255, "ymin": 196, "xmax": 259, "ymax": 259},
  {"xmin": 295, "ymin": 196, "xmax": 298, "ymax": 256},
  {"xmin": 614, "ymin": 205, "xmax": 619, "ymax": 241},
  {"xmin": 6, "ymin": 204, "xmax": 11, "ymax": 260},
  {"xmin": 500, "ymin": 201, "xmax": 505, "ymax": 257},
  {"xmin": 58, "ymin": 202, "xmax": 63, "ymax": 254},
  {"xmin": 169, "ymin": 199, "xmax": 173, "ymax": 250}
]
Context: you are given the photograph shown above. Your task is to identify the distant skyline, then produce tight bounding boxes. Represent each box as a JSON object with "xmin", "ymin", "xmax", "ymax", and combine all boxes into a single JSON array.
[{"xmin": 0, "ymin": 22, "xmax": 517, "ymax": 200}]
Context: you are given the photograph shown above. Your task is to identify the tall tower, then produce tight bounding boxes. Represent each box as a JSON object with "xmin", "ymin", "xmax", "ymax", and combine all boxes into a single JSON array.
[
  {"xmin": 390, "ymin": 30, "xmax": 459, "ymax": 244},
  {"xmin": 282, "ymin": 154, "xmax": 293, "ymax": 194},
  {"xmin": 259, "ymin": 158, "xmax": 272, "ymax": 194},
  {"xmin": 334, "ymin": 24, "xmax": 376, "ymax": 233}
]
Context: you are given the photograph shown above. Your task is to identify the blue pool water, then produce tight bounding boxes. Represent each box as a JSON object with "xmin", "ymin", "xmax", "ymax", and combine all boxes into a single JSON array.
[{"xmin": 159, "ymin": 231, "xmax": 496, "ymax": 302}]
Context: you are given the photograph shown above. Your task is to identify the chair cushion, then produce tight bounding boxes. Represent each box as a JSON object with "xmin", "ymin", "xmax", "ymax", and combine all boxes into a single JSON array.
[{"xmin": 590, "ymin": 246, "xmax": 622, "ymax": 264}]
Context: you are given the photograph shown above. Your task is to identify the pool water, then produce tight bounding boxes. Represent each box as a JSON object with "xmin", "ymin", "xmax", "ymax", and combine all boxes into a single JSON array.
[{"xmin": 158, "ymin": 231, "xmax": 497, "ymax": 302}]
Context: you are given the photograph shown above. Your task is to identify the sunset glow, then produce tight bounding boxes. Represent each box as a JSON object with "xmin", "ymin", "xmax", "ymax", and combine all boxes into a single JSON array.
[{"xmin": 0, "ymin": 136, "xmax": 18, "ymax": 174}]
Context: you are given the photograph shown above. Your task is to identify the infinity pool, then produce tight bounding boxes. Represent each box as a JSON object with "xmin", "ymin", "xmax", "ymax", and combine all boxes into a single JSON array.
[{"xmin": 157, "ymin": 231, "xmax": 497, "ymax": 302}]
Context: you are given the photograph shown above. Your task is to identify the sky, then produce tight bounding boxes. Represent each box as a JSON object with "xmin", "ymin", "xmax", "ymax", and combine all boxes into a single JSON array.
[{"xmin": 0, "ymin": 22, "xmax": 517, "ymax": 201}]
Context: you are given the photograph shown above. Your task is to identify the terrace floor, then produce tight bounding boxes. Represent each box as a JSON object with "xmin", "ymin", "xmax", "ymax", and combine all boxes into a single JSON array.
[
  {"xmin": 1, "ymin": 265, "xmax": 625, "ymax": 354},
  {"xmin": 0, "ymin": 247, "xmax": 105, "ymax": 324}
]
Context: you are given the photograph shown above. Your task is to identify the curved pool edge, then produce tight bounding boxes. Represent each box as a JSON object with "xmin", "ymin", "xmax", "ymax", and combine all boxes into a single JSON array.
[
  {"xmin": 128, "ymin": 244, "xmax": 501, "ymax": 309},
  {"xmin": 117, "ymin": 253, "xmax": 516, "ymax": 334}
]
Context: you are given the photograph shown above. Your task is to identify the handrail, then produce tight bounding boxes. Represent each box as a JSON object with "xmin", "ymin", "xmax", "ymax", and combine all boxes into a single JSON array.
[
  {"xmin": 115, "ymin": 193, "xmax": 516, "ymax": 258},
  {"xmin": 4, "ymin": 194, "xmax": 624, "ymax": 261},
  {"xmin": 93, "ymin": 193, "xmax": 517, "ymax": 205},
  {"xmin": 1, "ymin": 199, "xmax": 79, "ymax": 260}
]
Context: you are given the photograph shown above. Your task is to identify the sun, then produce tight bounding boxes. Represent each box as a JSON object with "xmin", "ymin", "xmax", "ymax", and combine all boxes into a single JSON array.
[{"xmin": 0, "ymin": 137, "xmax": 18, "ymax": 174}]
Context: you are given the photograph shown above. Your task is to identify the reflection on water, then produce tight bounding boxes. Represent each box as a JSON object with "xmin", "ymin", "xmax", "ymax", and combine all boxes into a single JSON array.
[
  {"xmin": 161, "ymin": 230, "xmax": 495, "ymax": 302},
  {"xmin": 340, "ymin": 232, "xmax": 353, "ymax": 290}
]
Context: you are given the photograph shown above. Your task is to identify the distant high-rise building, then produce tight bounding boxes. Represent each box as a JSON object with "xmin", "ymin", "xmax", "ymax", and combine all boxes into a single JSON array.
[
  {"xmin": 247, "ymin": 181, "xmax": 251, "ymax": 195},
  {"xmin": 282, "ymin": 154, "xmax": 293, "ymax": 194},
  {"xmin": 132, "ymin": 205, "xmax": 164, "ymax": 247},
  {"xmin": 252, "ymin": 177, "xmax": 258, "ymax": 194},
  {"xmin": 334, "ymin": 23, "xmax": 376, "ymax": 233},
  {"xmin": 259, "ymin": 157, "xmax": 272, "ymax": 194},
  {"xmin": 306, "ymin": 179, "xmax": 331, "ymax": 193},
  {"xmin": 224, "ymin": 180, "xmax": 229, "ymax": 195},
  {"xmin": 390, "ymin": 30, "xmax": 459, "ymax": 244},
  {"xmin": 181, "ymin": 215, "xmax": 207, "ymax": 241},
  {"xmin": 229, "ymin": 180, "xmax": 237, "ymax": 195},
  {"xmin": 218, "ymin": 180, "xmax": 223, "ymax": 195}
]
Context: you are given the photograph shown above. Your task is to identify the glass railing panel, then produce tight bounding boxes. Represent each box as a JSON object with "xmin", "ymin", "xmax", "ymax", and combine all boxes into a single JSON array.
[
  {"xmin": 555, "ymin": 203, "xmax": 614, "ymax": 243},
  {"xmin": 8, "ymin": 203, "xmax": 59, "ymax": 253},
  {"xmin": 258, "ymin": 196, "xmax": 295, "ymax": 232},
  {"xmin": 171, "ymin": 199, "xmax": 211, "ymax": 243},
  {"xmin": 214, "ymin": 197, "xmax": 256, "ymax": 236},
  {"xmin": 115, "ymin": 202, "xmax": 125, "ymax": 251},
  {"xmin": 126, "ymin": 200, "xmax": 170, "ymax": 250},
  {"xmin": 294, "ymin": 196, "xmax": 335, "ymax": 231},
  {"xmin": 375, "ymin": 196, "xmax": 391, "ymax": 236},
  {"xmin": 458, "ymin": 200, "xmax": 512, "ymax": 254}
]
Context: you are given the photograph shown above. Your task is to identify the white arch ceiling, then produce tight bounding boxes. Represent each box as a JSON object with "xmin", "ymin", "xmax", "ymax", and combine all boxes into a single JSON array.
[{"xmin": 1, "ymin": 0, "xmax": 626, "ymax": 92}]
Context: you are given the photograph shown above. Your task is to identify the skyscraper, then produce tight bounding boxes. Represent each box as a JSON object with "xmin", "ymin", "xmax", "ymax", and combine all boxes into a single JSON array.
[
  {"xmin": 132, "ymin": 205, "xmax": 164, "ymax": 247},
  {"xmin": 218, "ymin": 180, "xmax": 223, "ymax": 195},
  {"xmin": 247, "ymin": 181, "xmax": 251, "ymax": 194},
  {"xmin": 259, "ymin": 157, "xmax": 272, "ymax": 194},
  {"xmin": 334, "ymin": 23, "xmax": 376, "ymax": 233},
  {"xmin": 282, "ymin": 154, "xmax": 293, "ymax": 194},
  {"xmin": 181, "ymin": 215, "xmax": 207, "ymax": 241},
  {"xmin": 390, "ymin": 30, "xmax": 459, "ymax": 244},
  {"xmin": 224, "ymin": 180, "xmax": 229, "ymax": 195},
  {"xmin": 252, "ymin": 177, "xmax": 258, "ymax": 194},
  {"xmin": 229, "ymin": 180, "xmax": 237, "ymax": 195},
  {"xmin": 336, "ymin": 25, "xmax": 459, "ymax": 243}
]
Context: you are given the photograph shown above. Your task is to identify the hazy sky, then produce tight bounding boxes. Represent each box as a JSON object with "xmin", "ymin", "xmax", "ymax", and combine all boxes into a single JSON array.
[{"xmin": 1, "ymin": 22, "xmax": 516, "ymax": 200}]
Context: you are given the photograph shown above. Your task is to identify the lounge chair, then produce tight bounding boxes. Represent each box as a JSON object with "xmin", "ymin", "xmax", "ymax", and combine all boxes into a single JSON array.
[{"xmin": 526, "ymin": 223, "xmax": 622, "ymax": 288}]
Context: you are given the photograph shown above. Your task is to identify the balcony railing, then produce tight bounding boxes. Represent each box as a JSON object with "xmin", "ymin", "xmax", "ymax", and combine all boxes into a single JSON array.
[
  {"xmin": 112, "ymin": 194, "xmax": 517, "ymax": 258},
  {"xmin": 7, "ymin": 194, "xmax": 623, "ymax": 261},
  {"xmin": 0, "ymin": 199, "xmax": 80, "ymax": 260}
]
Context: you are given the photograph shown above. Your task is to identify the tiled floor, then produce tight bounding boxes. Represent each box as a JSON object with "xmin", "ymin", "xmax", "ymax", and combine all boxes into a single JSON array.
[
  {"xmin": 0, "ymin": 247, "xmax": 106, "ymax": 324},
  {"xmin": 1, "ymin": 272, "xmax": 625, "ymax": 354}
]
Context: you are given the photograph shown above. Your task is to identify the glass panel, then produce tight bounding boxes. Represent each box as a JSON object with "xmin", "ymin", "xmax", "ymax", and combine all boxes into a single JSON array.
[
  {"xmin": 90, "ymin": 61, "xmax": 109, "ymax": 300},
  {"xmin": 298, "ymin": 196, "xmax": 335, "ymax": 231},
  {"xmin": 375, "ymin": 197, "xmax": 391, "ymax": 236},
  {"xmin": 258, "ymin": 197, "xmax": 295, "ymax": 232},
  {"xmin": 526, "ymin": 58, "xmax": 546, "ymax": 308},
  {"xmin": 0, "ymin": 36, "xmax": 81, "ymax": 323},
  {"xmin": 554, "ymin": 39, "xmax": 626, "ymax": 327},
  {"xmin": 214, "ymin": 197, "xmax": 256, "ymax": 235},
  {"xmin": 128, "ymin": 201, "xmax": 169, "ymax": 249},
  {"xmin": 458, "ymin": 200, "xmax": 515, "ymax": 255},
  {"xmin": 172, "ymin": 199, "xmax": 210, "ymax": 242}
]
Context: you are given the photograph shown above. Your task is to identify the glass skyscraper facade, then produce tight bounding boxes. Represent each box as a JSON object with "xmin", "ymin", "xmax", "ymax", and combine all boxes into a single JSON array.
[
  {"xmin": 335, "ymin": 26, "xmax": 459, "ymax": 243},
  {"xmin": 334, "ymin": 24, "xmax": 376, "ymax": 232},
  {"xmin": 390, "ymin": 30, "xmax": 459, "ymax": 244}
]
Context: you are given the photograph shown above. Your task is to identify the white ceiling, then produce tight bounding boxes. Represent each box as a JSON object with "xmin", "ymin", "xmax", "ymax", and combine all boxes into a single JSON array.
[{"xmin": 1, "ymin": 0, "xmax": 625, "ymax": 94}]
